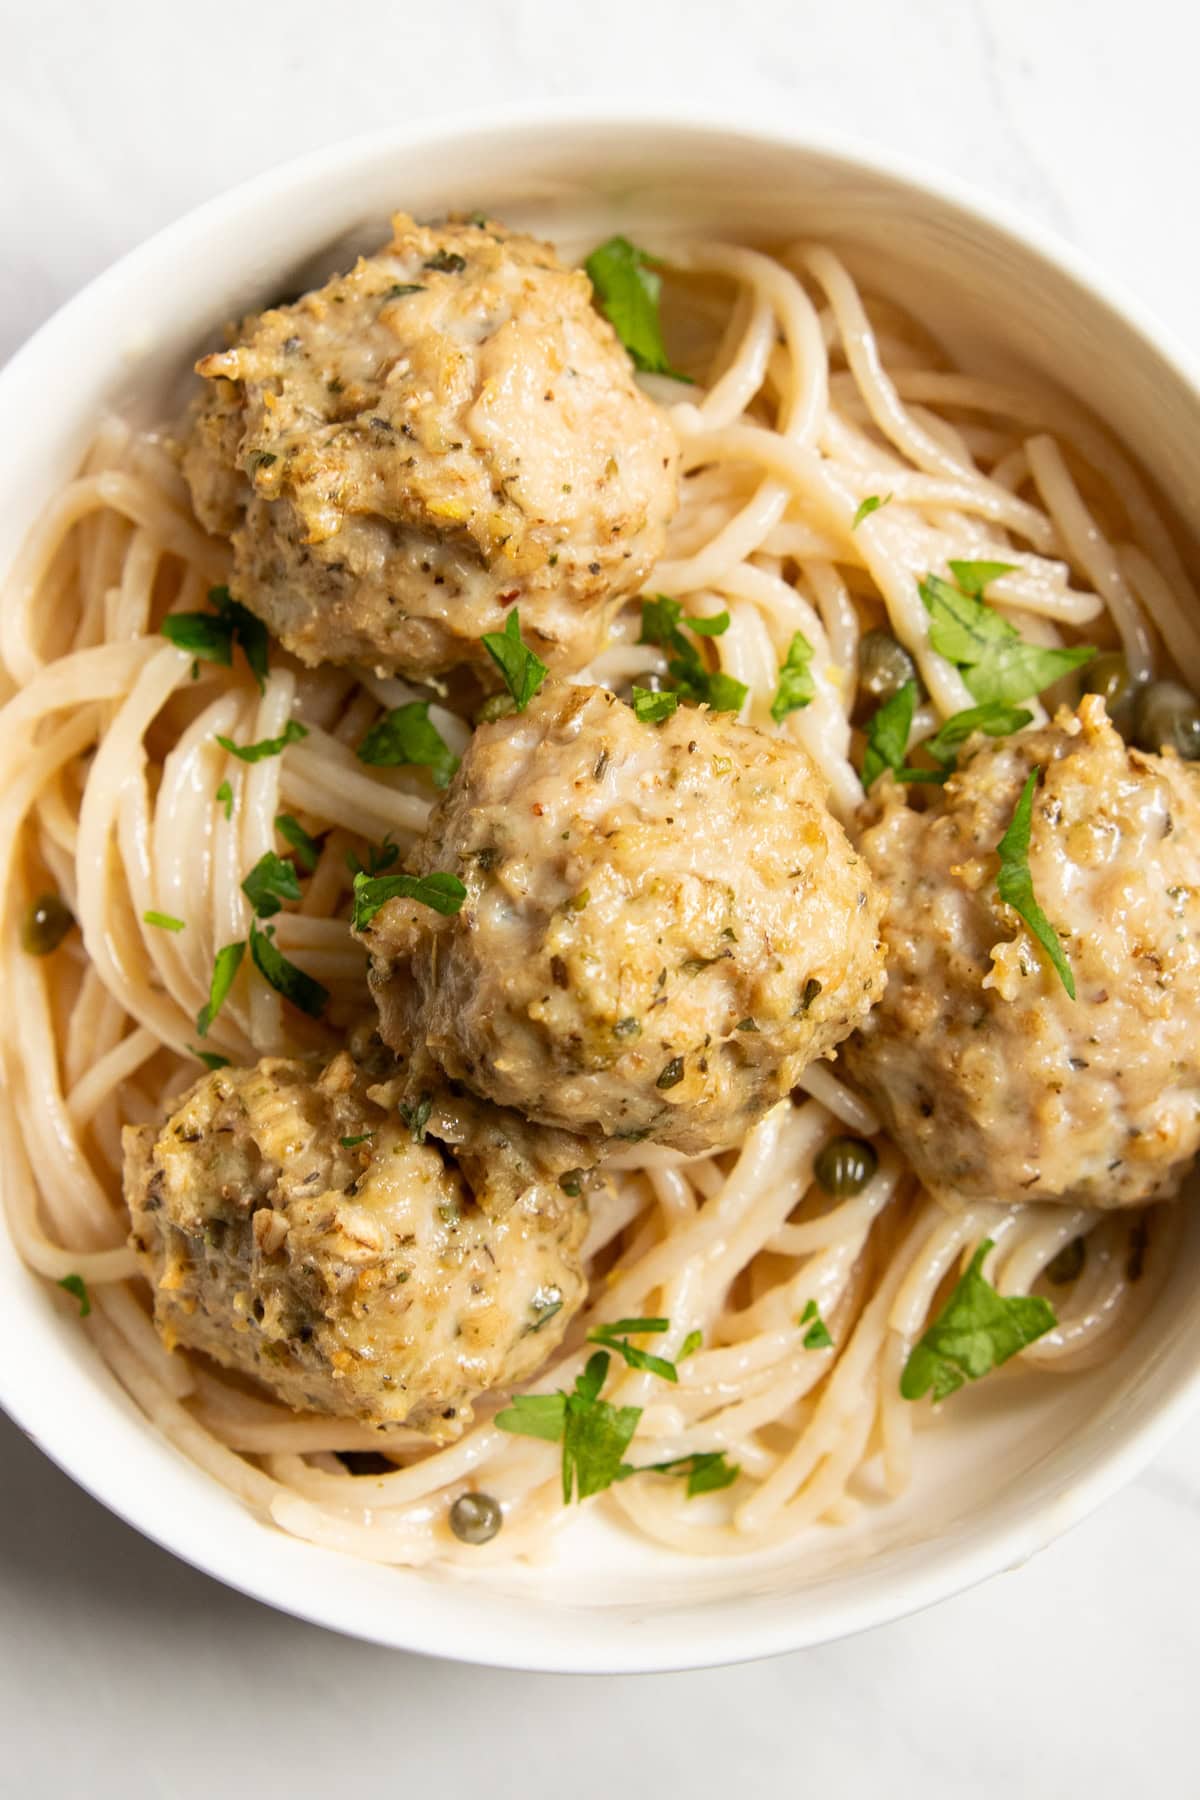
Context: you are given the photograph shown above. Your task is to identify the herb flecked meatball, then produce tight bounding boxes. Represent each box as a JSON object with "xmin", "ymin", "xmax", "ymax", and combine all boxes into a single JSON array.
[
  {"xmin": 183, "ymin": 213, "xmax": 679, "ymax": 679},
  {"xmin": 124, "ymin": 1045, "xmax": 591, "ymax": 1434},
  {"xmin": 357, "ymin": 681, "xmax": 888, "ymax": 1154},
  {"xmin": 843, "ymin": 696, "xmax": 1200, "ymax": 1210}
]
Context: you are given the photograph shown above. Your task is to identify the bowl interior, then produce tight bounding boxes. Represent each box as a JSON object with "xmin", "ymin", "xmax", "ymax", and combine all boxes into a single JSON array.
[{"xmin": 2, "ymin": 113, "xmax": 1199, "ymax": 1670}]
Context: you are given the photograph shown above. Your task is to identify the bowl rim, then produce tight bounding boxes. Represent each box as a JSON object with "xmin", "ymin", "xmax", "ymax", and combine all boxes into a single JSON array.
[{"xmin": 3, "ymin": 96, "xmax": 1200, "ymax": 1672}]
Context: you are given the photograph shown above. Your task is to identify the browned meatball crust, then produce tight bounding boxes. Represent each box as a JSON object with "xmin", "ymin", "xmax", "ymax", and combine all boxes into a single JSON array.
[
  {"xmin": 843, "ymin": 696, "xmax": 1200, "ymax": 1210},
  {"xmin": 183, "ymin": 214, "xmax": 679, "ymax": 679},
  {"xmin": 357, "ymin": 681, "xmax": 888, "ymax": 1154}
]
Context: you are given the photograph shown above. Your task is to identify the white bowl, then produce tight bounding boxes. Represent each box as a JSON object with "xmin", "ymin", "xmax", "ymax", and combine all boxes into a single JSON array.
[{"xmin": 3, "ymin": 104, "xmax": 1199, "ymax": 1672}]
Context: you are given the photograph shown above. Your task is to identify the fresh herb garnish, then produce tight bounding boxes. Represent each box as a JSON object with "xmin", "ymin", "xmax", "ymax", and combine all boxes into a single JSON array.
[
  {"xmin": 853, "ymin": 493, "xmax": 892, "ymax": 529},
  {"xmin": 771, "ymin": 630, "xmax": 816, "ymax": 723},
  {"xmin": 497, "ymin": 1350, "xmax": 643, "ymax": 1503},
  {"xmin": 919, "ymin": 570, "xmax": 1094, "ymax": 704},
  {"xmin": 161, "ymin": 611, "xmax": 235, "ymax": 667},
  {"xmin": 399, "ymin": 1096, "xmax": 433, "ymax": 1144},
  {"xmin": 424, "ymin": 250, "xmax": 466, "ymax": 274},
  {"xmin": 248, "ymin": 919, "xmax": 328, "ymax": 1017},
  {"xmin": 196, "ymin": 939, "xmax": 246, "ymax": 1037},
  {"xmin": 638, "ymin": 1450, "xmax": 740, "ymax": 1497},
  {"xmin": 57, "ymin": 1273, "xmax": 91, "ymax": 1318},
  {"xmin": 351, "ymin": 869, "xmax": 467, "ymax": 931},
  {"xmin": 923, "ymin": 702, "xmax": 1034, "ymax": 767},
  {"xmin": 241, "ymin": 851, "xmax": 302, "ymax": 919},
  {"xmin": 632, "ymin": 686, "xmax": 679, "ymax": 724},
  {"xmin": 862, "ymin": 678, "xmax": 917, "ymax": 787},
  {"xmin": 799, "ymin": 1299, "xmax": 833, "ymax": 1349},
  {"xmin": 216, "ymin": 780, "xmax": 234, "ymax": 821},
  {"xmin": 638, "ymin": 595, "xmax": 748, "ymax": 714},
  {"xmin": 275, "ymin": 813, "xmax": 321, "ymax": 873},
  {"xmin": 340, "ymin": 1132, "xmax": 374, "ymax": 1149},
  {"xmin": 680, "ymin": 1329, "xmax": 703, "ymax": 1358},
  {"xmin": 685, "ymin": 610, "xmax": 730, "ymax": 637},
  {"xmin": 995, "ymin": 768, "xmax": 1075, "ymax": 998},
  {"xmin": 357, "ymin": 701, "xmax": 460, "ymax": 788},
  {"xmin": 480, "ymin": 610, "xmax": 548, "ymax": 713},
  {"xmin": 345, "ymin": 835, "xmax": 401, "ymax": 879},
  {"xmin": 587, "ymin": 1317, "xmax": 679, "ymax": 1383},
  {"xmin": 384, "ymin": 282, "xmax": 426, "ymax": 298},
  {"xmin": 584, "ymin": 236, "xmax": 691, "ymax": 381},
  {"xmin": 215, "ymin": 719, "xmax": 307, "ymax": 763},
  {"xmin": 143, "ymin": 910, "xmax": 185, "ymax": 933},
  {"xmin": 191, "ymin": 1047, "xmax": 231, "ymax": 1070},
  {"xmin": 211, "ymin": 585, "xmax": 268, "ymax": 691},
  {"xmin": 900, "ymin": 1237, "xmax": 1056, "ymax": 1403}
]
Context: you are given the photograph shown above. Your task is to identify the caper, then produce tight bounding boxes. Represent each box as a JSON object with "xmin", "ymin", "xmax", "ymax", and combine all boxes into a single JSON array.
[
  {"xmin": 21, "ymin": 892, "xmax": 74, "ymax": 956},
  {"xmin": 1133, "ymin": 679, "xmax": 1200, "ymax": 760},
  {"xmin": 858, "ymin": 629, "xmax": 917, "ymax": 703},
  {"xmin": 449, "ymin": 1491, "xmax": 503, "ymax": 1545},
  {"xmin": 1083, "ymin": 650, "xmax": 1134, "ymax": 712},
  {"xmin": 813, "ymin": 1135, "xmax": 878, "ymax": 1198},
  {"xmin": 1045, "ymin": 1236, "xmax": 1086, "ymax": 1286}
]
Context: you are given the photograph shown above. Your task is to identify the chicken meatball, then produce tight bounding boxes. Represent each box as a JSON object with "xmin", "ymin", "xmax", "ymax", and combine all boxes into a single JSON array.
[
  {"xmin": 183, "ymin": 213, "xmax": 679, "ymax": 679},
  {"xmin": 358, "ymin": 681, "xmax": 888, "ymax": 1154},
  {"xmin": 843, "ymin": 695, "xmax": 1200, "ymax": 1210},
  {"xmin": 124, "ymin": 1046, "xmax": 590, "ymax": 1434}
]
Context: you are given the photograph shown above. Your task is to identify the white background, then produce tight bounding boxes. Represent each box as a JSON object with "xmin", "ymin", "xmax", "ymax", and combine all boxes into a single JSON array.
[{"xmin": 2, "ymin": 1, "xmax": 1199, "ymax": 1793}]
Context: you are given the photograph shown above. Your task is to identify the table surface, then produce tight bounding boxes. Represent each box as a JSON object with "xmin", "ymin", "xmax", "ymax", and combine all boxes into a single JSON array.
[{"xmin": 3, "ymin": 2, "xmax": 1198, "ymax": 1793}]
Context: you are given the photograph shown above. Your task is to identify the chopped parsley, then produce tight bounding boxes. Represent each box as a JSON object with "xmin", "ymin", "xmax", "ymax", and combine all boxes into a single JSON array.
[
  {"xmin": 680, "ymin": 1329, "xmax": 703, "ymax": 1358},
  {"xmin": 853, "ymin": 493, "xmax": 892, "ymax": 529},
  {"xmin": 900, "ymin": 1238, "xmax": 1056, "ymax": 1403},
  {"xmin": 399, "ymin": 1096, "xmax": 433, "ymax": 1144},
  {"xmin": 771, "ymin": 630, "xmax": 816, "ymax": 723},
  {"xmin": 496, "ymin": 1350, "xmax": 643, "ymax": 1503},
  {"xmin": 384, "ymin": 282, "xmax": 425, "ymax": 298},
  {"xmin": 632, "ymin": 686, "xmax": 679, "ymax": 724},
  {"xmin": 799, "ymin": 1299, "xmax": 833, "ymax": 1349},
  {"xmin": 685, "ymin": 610, "xmax": 730, "ymax": 637},
  {"xmin": 216, "ymin": 780, "xmax": 234, "ymax": 821},
  {"xmin": 587, "ymin": 1317, "xmax": 679, "ymax": 1383},
  {"xmin": 424, "ymin": 250, "xmax": 466, "ymax": 274},
  {"xmin": 215, "ymin": 719, "xmax": 307, "ymax": 763},
  {"xmin": 996, "ymin": 768, "xmax": 1076, "ymax": 998},
  {"xmin": 196, "ymin": 939, "xmax": 246, "ymax": 1037},
  {"xmin": 57, "ymin": 1273, "xmax": 91, "ymax": 1318},
  {"xmin": 480, "ymin": 610, "xmax": 548, "ymax": 712},
  {"xmin": 357, "ymin": 701, "xmax": 459, "ymax": 789},
  {"xmin": 584, "ymin": 236, "xmax": 692, "ymax": 381},
  {"xmin": 191, "ymin": 1046, "xmax": 231, "ymax": 1070},
  {"xmin": 351, "ymin": 869, "xmax": 467, "ymax": 931},
  {"xmin": 919, "ymin": 567, "xmax": 1094, "ymax": 704},
  {"xmin": 275, "ymin": 813, "xmax": 321, "ymax": 872},
  {"xmin": 241, "ymin": 851, "xmax": 302, "ymax": 919},
  {"xmin": 923, "ymin": 701, "xmax": 1034, "ymax": 767},
  {"xmin": 345, "ymin": 835, "xmax": 401, "ymax": 879},
  {"xmin": 638, "ymin": 595, "xmax": 748, "ymax": 714},
  {"xmin": 639, "ymin": 1450, "xmax": 740, "ymax": 1497},
  {"xmin": 143, "ymin": 910, "xmax": 185, "ymax": 932},
  {"xmin": 862, "ymin": 679, "xmax": 916, "ymax": 787},
  {"xmin": 162, "ymin": 586, "xmax": 268, "ymax": 691},
  {"xmin": 340, "ymin": 1132, "xmax": 374, "ymax": 1149},
  {"xmin": 248, "ymin": 919, "xmax": 328, "ymax": 1017}
]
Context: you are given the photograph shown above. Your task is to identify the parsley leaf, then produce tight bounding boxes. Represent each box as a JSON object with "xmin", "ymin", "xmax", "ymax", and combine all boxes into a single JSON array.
[
  {"xmin": 248, "ymin": 920, "xmax": 328, "ymax": 1017},
  {"xmin": 216, "ymin": 719, "xmax": 308, "ymax": 763},
  {"xmin": 995, "ymin": 768, "xmax": 1076, "ymax": 998},
  {"xmin": 638, "ymin": 595, "xmax": 748, "ymax": 714},
  {"xmin": 398, "ymin": 1096, "xmax": 432, "ymax": 1144},
  {"xmin": 345, "ymin": 836, "xmax": 401, "ymax": 879},
  {"xmin": 357, "ymin": 701, "xmax": 460, "ymax": 789},
  {"xmin": 351, "ymin": 869, "xmax": 467, "ymax": 931},
  {"xmin": 196, "ymin": 939, "xmax": 246, "ymax": 1037},
  {"xmin": 680, "ymin": 1329, "xmax": 703, "ymax": 1358},
  {"xmin": 495, "ymin": 1390, "xmax": 567, "ymax": 1443},
  {"xmin": 853, "ymin": 493, "xmax": 892, "ymax": 529},
  {"xmin": 799, "ymin": 1298, "xmax": 834, "ymax": 1349},
  {"xmin": 161, "ymin": 611, "xmax": 234, "ymax": 666},
  {"xmin": 191, "ymin": 1046, "xmax": 230, "ymax": 1070},
  {"xmin": 584, "ymin": 236, "xmax": 691, "ymax": 381},
  {"xmin": 496, "ymin": 1350, "xmax": 643, "ymax": 1503},
  {"xmin": 639, "ymin": 1450, "xmax": 740, "ymax": 1498},
  {"xmin": 946, "ymin": 559, "xmax": 1018, "ymax": 597},
  {"xmin": 57, "ymin": 1272, "xmax": 91, "ymax": 1318},
  {"xmin": 216, "ymin": 780, "xmax": 233, "ymax": 821},
  {"xmin": 143, "ymin": 910, "xmax": 185, "ymax": 932},
  {"xmin": 480, "ymin": 610, "xmax": 548, "ymax": 713},
  {"xmin": 275, "ymin": 813, "xmax": 321, "ymax": 872},
  {"xmin": 862, "ymin": 679, "xmax": 917, "ymax": 787},
  {"xmin": 771, "ymin": 630, "xmax": 816, "ymax": 723},
  {"xmin": 632, "ymin": 686, "xmax": 680, "ymax": 724},
  {"xmin": 210, "ymin": 586, "xmax": 269, "ymax": 693},
  {"xmin": 920, "ymin": 572, "xmax": 1094, "ymax": 704},
  {"xmin": 340, "ymin": 1132, "xmax": 374, "ymax": 1149},
  {"xmin": 923, "ymin": 702, "xmax": 1034, "ymax": 767},
  {"xmin": 685, "ymin": 610, "xmax": 730, "ymax": 637},
  {"xmin": 241, "ymin": 851, "xmax": 303, "ymax": 919},
  {"xmin": 588, "ymin": 1316, "xmax": 678, "ymax": 1383},
  {"xmin": 900, "ymin": 1237, "xmax": 1056, "ymax": 1403}
]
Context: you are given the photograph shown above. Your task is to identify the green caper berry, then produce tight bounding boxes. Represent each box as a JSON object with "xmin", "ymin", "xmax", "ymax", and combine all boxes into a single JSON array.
[
  {"xmin": 813, "ymin": 1136, "xmax": 878, "ymax": 1198},
  {"xmin": 1083, "ymin": 650, "xmax": 1133, "ymax": 711},
  {"xmin": 1133, "ymin": 680, "xmax": 1200, "ymax": 760},
  {"xmin": 22, "ymin": 892, "xmax": 74, "ymax": 956},
  {"xmin": 1046, "ymin": 1236, "xmax": 1086, "ymax": 1285},
  {"xmin": 557, "ymin": 1171, "xmax": 584, "ymax": 1197},
  {"xmin": 449, "ymin": 1491, "xmax": 503, "ymax": 1545},
  {"xmin": 656, "ymin": 1056, "xmax": 685, "ymax": 1089},
  {"xmin": 858, "ymin": 629, "xmax": 917, "ymax": 703}
]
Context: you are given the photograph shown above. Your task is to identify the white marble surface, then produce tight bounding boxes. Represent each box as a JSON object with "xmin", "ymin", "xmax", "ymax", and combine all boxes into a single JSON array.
[{"xmin": 3, "ymin": 0, "xmax": 1199, "ymax": 1791}]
